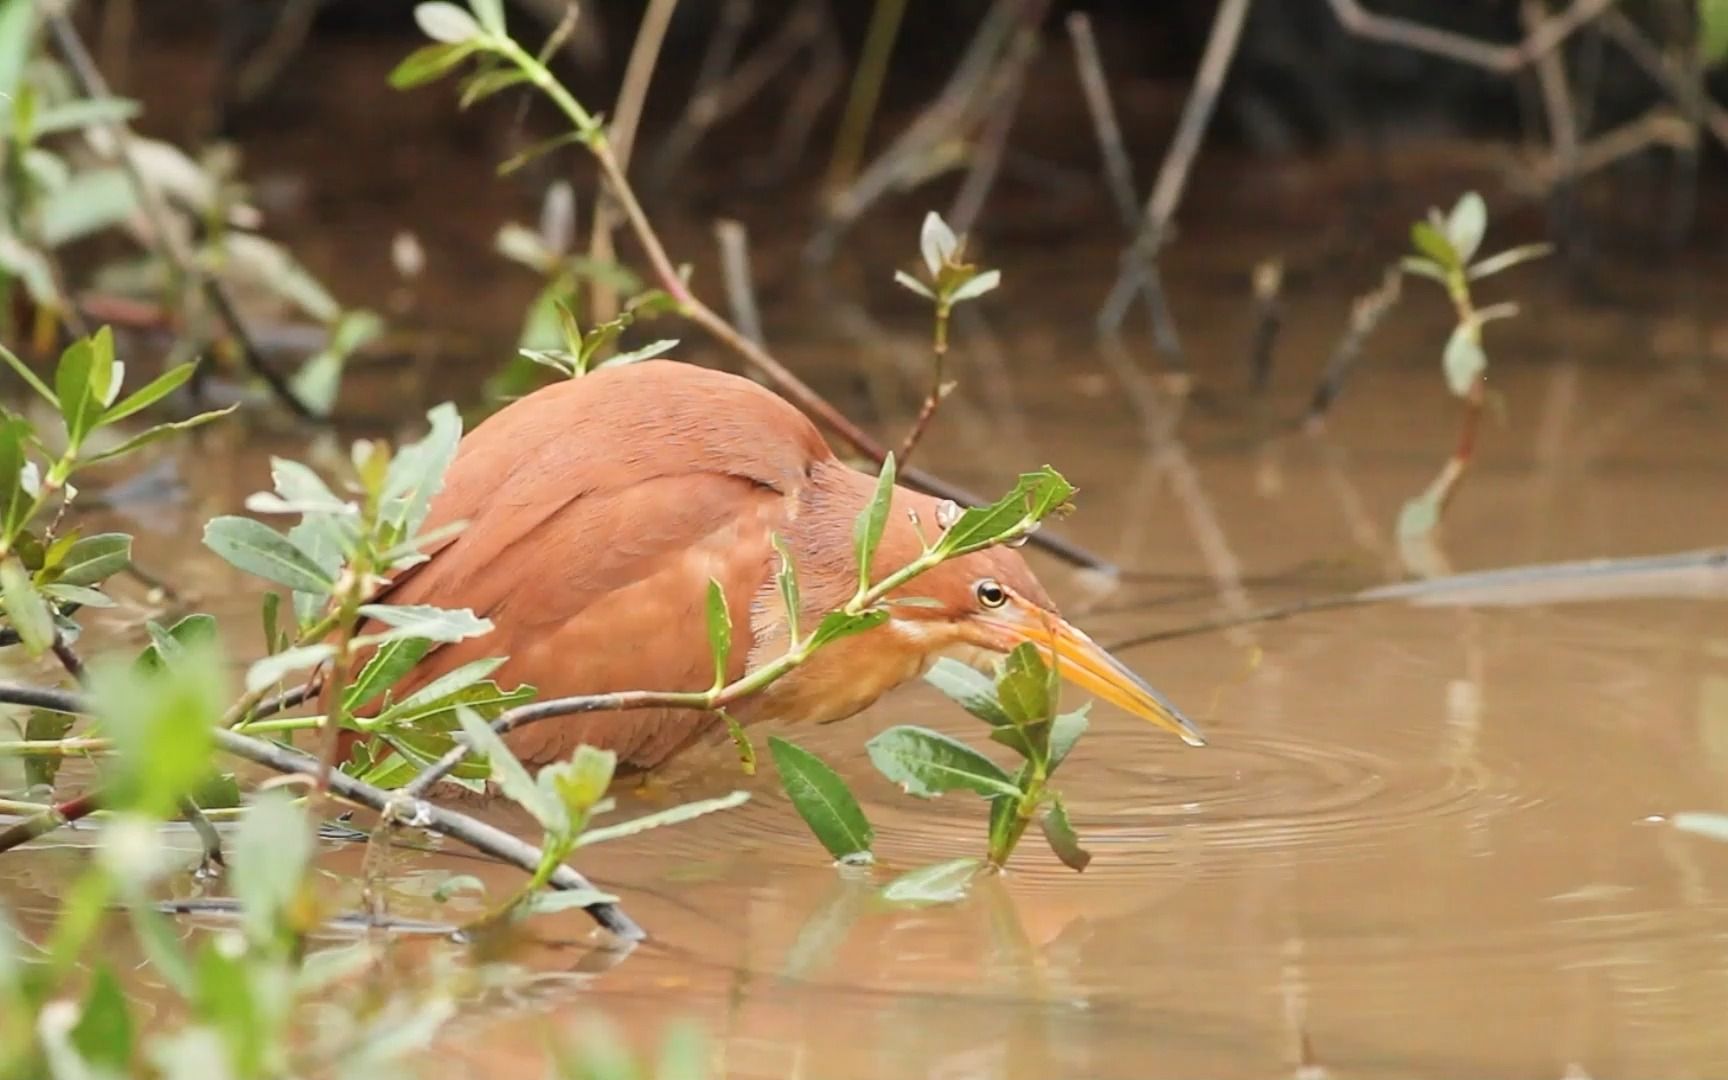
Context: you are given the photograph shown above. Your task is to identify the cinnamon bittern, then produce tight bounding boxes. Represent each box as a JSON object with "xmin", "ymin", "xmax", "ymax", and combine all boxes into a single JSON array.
[{"xmin": 355, "ymin": 360, "xmax": 1202, "ymax": 771}]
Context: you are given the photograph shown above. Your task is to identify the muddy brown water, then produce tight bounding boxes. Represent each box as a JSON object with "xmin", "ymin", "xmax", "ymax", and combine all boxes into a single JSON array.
[{"xmin": 7, "ymin": 29, "xmax": 1728, "ymax": 1077}]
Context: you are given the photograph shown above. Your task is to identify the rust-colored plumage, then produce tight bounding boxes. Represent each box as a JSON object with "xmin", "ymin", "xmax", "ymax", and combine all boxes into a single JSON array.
[{"xmin": 348, "ymin": 360, "xmax": 1200, "ymax": 771}]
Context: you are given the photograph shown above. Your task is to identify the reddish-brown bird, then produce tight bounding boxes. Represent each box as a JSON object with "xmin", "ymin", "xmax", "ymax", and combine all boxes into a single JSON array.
[{"xmin": 354, "ymin": 360, "xmax": 1202, "ymax": 771}]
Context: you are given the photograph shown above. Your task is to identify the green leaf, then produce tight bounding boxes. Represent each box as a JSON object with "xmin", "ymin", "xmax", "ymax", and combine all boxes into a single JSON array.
[
  {"xmin": 134, "ymin": 613, "xmax": 217, "ymax": 673},
  {"xmin": 1040, "ymin": 795, "xmax": 1091, "ymax": 871},
  {"xmin": 771, "ymin": 533, "xmax": 801, "ymax": 642},
  {"xmin": 468, "ymin": 0, "xmax": 506, "ymax": 34},
  {"xmin": 81, "ymin": 405, "xmax": 236, "ymax": 465},
  {"xmin": 431, "ymin": 875, "xmax": 487, "ymax": 903},
  {"xmin": 1445, "ymin": 192, "xmax": 1487, "ymax": 265},
  {"xmin": 389, "ymin": 40, "xmax": 477, "ymax": 89},
  {"xmin": 576, "ymin": 790, "xmax": 749, "ymax": 846},
  {"xmin": 949, "ymin": 269, "xmax": 1001, "ymax": 304},
  {"xmin": 458, "ymin": 66, "xmax": 530, "ymax": 107},
  {"xmin": 126, "ymin": 903, "xmax": 195, "ymax": 998},
  {"xmin": 599, "ymin": 338, "xmax": 679, "ymax": 369},
  {"xmin": 996, "ymin": 643, "xmax": 1055, "ymax": 728},
  {"xmin": 203, "ymin": 515, "xmax": 336, "ymax": 594},
  {"xmin": 1410, "ymin": 221, "xmax": 1458, "ymax": 272},
  {"xmin": 91, "ymin": 638, "xmax": 226, "ymax": 817},
  {"xmin": 380, "ymin": 402, "xmax": 462, "ymax": 539},
  {"xmin": 514, "ymin": 888, "xmax": 622, "ymax": 919},
  {"xmin": 1443, "ymin": 322, "xmax": 1486, "ymax": 398},
  {"xmin": 1673, "ymin": 811, "xmax": 1728, "ymax": 842},
  {"xmin": 0, "ymin": 416, "xmax": 34, "ymax": 538},
  {"xmin": 244, "ymin": 643, "xmax": 336, "ymax": 693},
  {"xmin": 936, "ymin": 467, "xmax": 1075, "ymax": 557},
  {"xmin": 853, "ymin": 453, "xmax": 896, "ymax": 590},
  {"xmin": 345, "ymin": 637, "xmax": 434, "ymax": 712},
  {"xmin": 538, "ymin": 744, "xmax": 615, "ymax": 831},
  {"xmin": 866, "ymin": 726, "xmax": 1021, "ymax": 799},
  {"xmin": 70, "ymin": 965, "xmax": 135, "ymax": 1072},
  {"xmin": 38, "ymin": 168, "xmax": 137, "ymax": 247},
  {"xmin": 1399, "ymin": 256, "xmax": 1449, "ymax": 285},
  {"xmin": 100, "ymin": 362, "xmax": 196, "ymax": 426},
  {"xmin": 893, "ymin": 269, "xmax": 937, "ymax": 301},
  {"xmin": 368, "ymin": 657, "xmax": 524, "ymax": 727},
  {"xmin": 415, "ymin": 2, "xmax": 484, "ymax": 43},
  {"xmin": 231, "ymin": 791, "xmax": 311, "ymax": 945},
  {"xmin": 806, "ymin": 608, "xmax": 888, "ymax": 652},
  {"xmin": 356, "ymin": 603, "xmax": 492, "ymax": 645},
  {"xmin": 192, "ymin": 939, "xmax": 265, "ymax": 1076},
  {"xmin": 55, "ymin": 328, "xmax": 117, "ymax": 451},
  {"xmin": 919, "ymin": 211, "xmax": 958, "ymax": 277},
  {"xmin": 261, "ymin": 591, "xmax": 283, "ymax": 654},
  {"xmin": 1467, "ymin": 243, "xmax": 1552, "ymax": 281},
  {"xmin": 23, "ymin": 708, "xmax": 72, "ymax": 790},
  {"xmin": 768, "ymin": 736, "xmax": 874, "ymax": 862},
  {"xmin": 705, "ymin": 578, "xmax": 731, "ymax": 688},
  {"xmin": 456, "ymin": 706, "xmax": 559, "ymax": 830},
  {"xmin": 41, "ymin": 582, "xmax": 113, "ymax": 608},
  {"xmin": 2, "ymin": 556, "xmax": 52, "ymax": 656},
  {"xmin": 880, "ymin": 857, "xmax": 981, "ymax": 907},
  {"xmin": 924, "ymin": 658, "xmax": 1012, "ymax": 726},
  {"xmin": 722, "ymin": 709, "xmax": 755, "ymax": 774},
  {"xmin": 0, "ymin": 341, "xmax": 56, "ymax": 408},
  {"xmin": 55, "ymin": 532, "xmax": 131, "ymax": 586},
  {"xmin": 1049, "ymin": 706, "xmax": 1090, "ymax": 771}
]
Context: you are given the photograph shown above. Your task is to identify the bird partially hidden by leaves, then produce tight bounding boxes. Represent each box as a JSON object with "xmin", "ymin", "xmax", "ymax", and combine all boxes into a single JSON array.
[{"xmin": 339, "ymin": 360, "xmax": 1203, "ymax": 773}]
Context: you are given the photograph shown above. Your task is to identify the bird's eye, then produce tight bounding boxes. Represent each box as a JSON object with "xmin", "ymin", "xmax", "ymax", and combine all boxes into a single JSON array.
[{"xmin": 974, "ymin": 579, "xmax": 1007, "ymax": 608}]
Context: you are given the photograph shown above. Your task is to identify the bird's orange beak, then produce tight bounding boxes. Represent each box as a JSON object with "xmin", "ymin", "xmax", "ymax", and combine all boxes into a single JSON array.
[{"xmin": 972, "ymin": 605, "xmax": 1206, "ymax": 747}]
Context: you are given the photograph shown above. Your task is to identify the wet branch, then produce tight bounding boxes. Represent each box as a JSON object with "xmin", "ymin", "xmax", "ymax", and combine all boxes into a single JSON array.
[
  {"xmin": 0, "ymin": 681, "xmax": 644, "ymax": 941},
  {"xmin": 1099, "ymin": 0, "xmax": 1251, "ymax": 337}
]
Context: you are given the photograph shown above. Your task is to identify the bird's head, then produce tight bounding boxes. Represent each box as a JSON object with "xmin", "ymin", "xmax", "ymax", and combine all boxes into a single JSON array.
[{"xmin": 890, "ymin": 543, "xmax": 1206, "ymax": 748}]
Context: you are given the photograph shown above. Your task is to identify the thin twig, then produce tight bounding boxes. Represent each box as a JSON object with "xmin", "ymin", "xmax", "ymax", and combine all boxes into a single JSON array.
[
  {"xmin": 714, "ymin": 220, "xmax": 766, "ymax": 348},
  {"xmin": 1304, "ymin": 266, "xmax": 1402, "ymax": 427},
  {"xmin": 1100, "ymin": 0, "xmax": 1252, "ymax": 336},
  {"xmin": 1323, "ymin": 0, "xmax": 1616, "ymax": 75},
  {"xmin": 46, "ymin": 13, "xmax": 317, "ymax": 421},
  {"xmin": 1598, "ymin": 10, "xmax": 1728, "ymax": 148},
  {"xmin": 0, "ymin": 682, "xmax": 643, "ymax": 940},
  {"xmin": 947, "ymin": 0, "xmax": 1052, "ymax": 236},
  {"xmin": 587, "ymin": 0, "xmax": 680, "ymax": 324},
  {"xmin": 0, "ymin": 791, "xmax": 101, "ymax": 854},
  {"xmin": 1066, "ymin": 12, "xmax": 1182, "ymax": 360},
  {"xmin": 824, "ymin": 0, "xmax": 910, "ymax": 192}
]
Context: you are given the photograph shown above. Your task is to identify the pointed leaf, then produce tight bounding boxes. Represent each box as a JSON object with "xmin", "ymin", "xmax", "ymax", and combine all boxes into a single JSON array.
[
  {"xmin": 705, "ymin": 578, "xmax": 731, "ymax": 688},
  {"xmin": 203, "ymin": 515, "xmax": 335, "ymax": 593},
  {"xmin": 806, "ymin": 608, "xmax": 888, "ymax": 652},
  {"xmin": 81, "ymin": 405, "xmax": 236, "ymax": 465},
  {"xmin": 935, "ymin": 467, "xmax": 1075, "ymax": 557},
  {"xmin": 381, "ymin": 402, "xmax": 462, "ymax": 538},
  {"xmin": 514, "ymin": 888, "xmax": 621, "ymax": 918},
  {"xmin": 768, "ymin": 736, "xmax": 874, "ymax": 862},
  {"xmin": 468, "ymin": 0, "xmax": 506, "ymax": 33},
  {"xmin": 456, "ymin": 706, "xmax": 560, "ymax": 831},
  {"xmin": 414, "ymin": 2, "xmax": 483, "ymax": 43},
  {"xmin": 893, "ymin": 270, "xmax": 936, "ymax": 300},
  {"xmin": 1443, "ymin": 323, "xmax": 1486, "ymax": 398},
  {"xmin": 919, "ymin": 211, "xmax": 957, "ymax": 277},
  {"xmin": 91, "ymin": 638, "xmax": 226, "ymax": 817},
  {"xmin": 576, "ymin": 790, "xmax": 750, "ymax": 846},
  {"xmin": 1446, "ymin": 192, "xmax": 1487, "ymax": 265},
  {"xmin": 866, "ymin": 725, "xmax": 1021, "ymax": 799},
  {"xmin": 55, "ymin": 329, "xmax": 116, "ymax": 450},
  {"xmin": 55, "ymin": 532, "xmax": 131, "ymax": 586},
  {"xmin": 880, "ymin": 857, "xmax": 981, "ymax": 907},
  {"xmin": 599, "ymin": 338, "xmax": 678, "ymax": 368},
  {"xmin": 0, "ymin": 417, "xmax": 34, "ymax": 537},
  {"xmin": 996, "ymin": 643, "xmax": 1054, "ymax": 728},
  {"xmin": 924, "ymin": 658, "xmax": 1011, "ymax": 726},
  {"xmin": 134, "ymin": 613, "xmax": 217, "ymax": 673},
  {"xmin": 1399, "ymin": 256, "xmax": 1449, "ymax": 284},
  {"xmin": 537, "ymin": 744, "xmax": 615, "ymax": 828},
  {"xmin": 2, "ymin": 557, "xmax": 52, "ymax": 656},
  {"xmin": 772, "ymin": 533, "xmax": 800, "ymax": 642},
  {"xmin": 1040, "ymin": 796, "xmax": 1091, "ymax": 871},
  {"xmin": 245, "ymin": 643, "xmax": 335, "ymax": 693},
  {"xmin": 949, "ymin": 269, "xmax": 1000, "ymax": 303},
  {"xmin": 389, "ymin": 40, "xmax": 476, "ymax": 89},
  {"xmin": 1049, "ymin": 706, "xmax": 1090, "ymax": 771},
  {"xmin": 344, "ymin": 637, "xmax": 434, "ymax": 712},
  {"xmin": 100, "ymin": 362, "xmax": 196, "ymax": 426},
  {"xmin": 356, "ymin": 602, "xmax": 492, "ymax": 645},
  {"xmin": 853, "ymin": 453, "xmax": 896, "ymax": 590},
  {"xmin": 1467, "ymin": 242, "xmax": 1552, "ymax": 281},
  {"xmin": 1410, "ymin": 221, "xmax": 1458, "ymax": 272}
]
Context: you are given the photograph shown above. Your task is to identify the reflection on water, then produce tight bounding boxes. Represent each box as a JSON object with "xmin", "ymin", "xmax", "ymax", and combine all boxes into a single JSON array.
[{"xmin": 6, "ymin": 34, "xmax": 1728, "ymax": 1074}]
